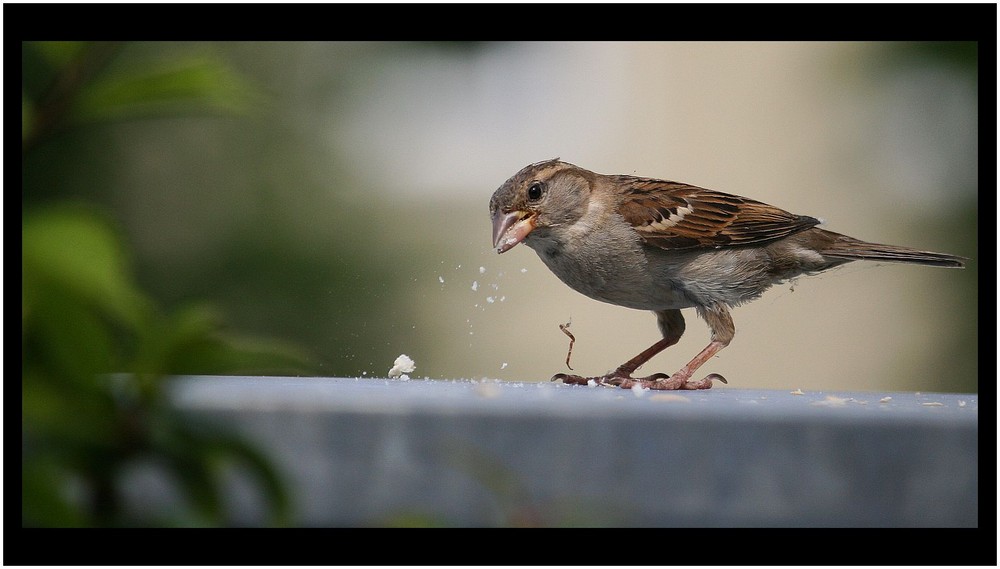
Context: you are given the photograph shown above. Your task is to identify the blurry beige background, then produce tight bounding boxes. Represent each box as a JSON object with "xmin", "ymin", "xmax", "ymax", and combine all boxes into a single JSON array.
[
  {"xmin": 333, "ymin": 42, "xmax": 977, "ymax": 392},
  {"xmin": 35, "ymin": 41, "xmax": 977, "ymax": 392}
]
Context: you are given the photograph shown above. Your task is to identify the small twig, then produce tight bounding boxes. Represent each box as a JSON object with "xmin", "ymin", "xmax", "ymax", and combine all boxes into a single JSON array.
[{"xmin": 558, "ymin": 321, "xmax": 575, "ymax": 370}]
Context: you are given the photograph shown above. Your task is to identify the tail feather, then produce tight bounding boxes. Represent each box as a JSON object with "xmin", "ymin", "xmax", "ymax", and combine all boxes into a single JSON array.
[{"xmin": 818, "ymin": 231, "xmax": 966, "ymax": 268}]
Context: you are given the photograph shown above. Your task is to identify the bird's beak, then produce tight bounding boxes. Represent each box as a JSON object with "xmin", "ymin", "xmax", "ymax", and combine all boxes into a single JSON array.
[{"xmin": 492, "ymin": 210, "xmax": 537, "ymax": 254}]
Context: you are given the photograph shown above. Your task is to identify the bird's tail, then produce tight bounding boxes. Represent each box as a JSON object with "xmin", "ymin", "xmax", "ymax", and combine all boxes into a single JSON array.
[{"xmin": 817, "ymin": 230, "xmax": 966, "ymax": 268}]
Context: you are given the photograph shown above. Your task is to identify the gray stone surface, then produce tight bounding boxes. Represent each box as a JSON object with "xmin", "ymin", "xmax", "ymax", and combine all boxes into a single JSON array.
[{"xmin": 157, "ymin": 376, "xmax": 978, "ymax": 527}]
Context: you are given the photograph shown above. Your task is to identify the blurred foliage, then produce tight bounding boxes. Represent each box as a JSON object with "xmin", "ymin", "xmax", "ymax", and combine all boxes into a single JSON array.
[
  {"xmin": 884, "ymin": 41, "xmax": 978, "ymax": 73},
  {"xmin": 22, "ymin": 41, "xmax": 309, "ymax": 526},
  {"xmin": 22, "ymin": 41, "xmax": 435, "ymax": 379},
  {"xmin": 23, "ymin": 42, "xmax": 261, "ymax": 150}
]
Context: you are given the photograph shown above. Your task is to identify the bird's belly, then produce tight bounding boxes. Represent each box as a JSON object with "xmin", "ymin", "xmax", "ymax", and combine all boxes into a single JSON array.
[
  {"xmin": 527, "ymin": 231, "xmax": 791, "ymax": 311},
  {"xmin": 647, "ymin": 246, "xmax": 783, "ymax": 308},
  {"xmin": 527, "ymin": 237, "xmax": 694, "ymax": 311}
]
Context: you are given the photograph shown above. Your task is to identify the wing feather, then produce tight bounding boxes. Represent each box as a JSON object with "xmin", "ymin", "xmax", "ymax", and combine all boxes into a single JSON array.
[{"xmin": 613, "ymin": 177, "xmax": 820, "ymax": 250}]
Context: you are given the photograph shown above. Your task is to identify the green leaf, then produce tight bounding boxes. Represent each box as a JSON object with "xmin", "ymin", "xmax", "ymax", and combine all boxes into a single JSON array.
[
  {"xmin": 174, "ymin": 333, "xmax": 313, "ymax": 376},
  {"xmin": 22, "ymin": 454, "xmax": 90, "ymax": 527},
  {"xmin": 164, "ymin": 451, "xmax": 223, "ymax": 525},
  {"xmin": 22, "ymin": 375, "xmax": 121, "ymax": 453},
  {"xmin": 134, "ymin": 304, "xmax": 311, "ymax": 377},
  {"xmin": 27, "ymin": 41, "xmax": 88, "ymax": 69},
  {"xmin": 70, "ymin": 55, "xmax": 264, "ymax": 123},
  {"xmin": 24, "ymin": 287, "xmax": 116, "ymax": 381},
  {"xmin": 132, "ymin": 305, "xmax": 221, "ymax": 378},
  {"xmin": 22, "ymin": 205, "xmax": 151, "ymax": 330},
  {"xmin": 203, "ymin": 431, "xmax": 293, "ymax": 526}
]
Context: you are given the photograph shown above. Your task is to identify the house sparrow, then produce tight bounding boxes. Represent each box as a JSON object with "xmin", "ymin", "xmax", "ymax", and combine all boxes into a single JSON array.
[{"xmin": 489, "ymin": 159, "xmax": 966, "ymax": 390}]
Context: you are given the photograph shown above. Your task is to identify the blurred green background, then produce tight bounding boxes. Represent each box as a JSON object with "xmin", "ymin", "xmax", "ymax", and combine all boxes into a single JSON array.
[{"xmin": 22, "ymin": 41, "xmax": 978, "ymax": 525}]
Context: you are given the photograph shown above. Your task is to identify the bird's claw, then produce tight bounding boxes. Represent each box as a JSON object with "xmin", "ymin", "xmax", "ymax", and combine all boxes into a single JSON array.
[
  {"xmin": 550, "ymin": 373, "xmax": 592, "ymax": 386},
  {"xmin": 552, "ymin": 371, "xmax": 726, "ymax": 390}
]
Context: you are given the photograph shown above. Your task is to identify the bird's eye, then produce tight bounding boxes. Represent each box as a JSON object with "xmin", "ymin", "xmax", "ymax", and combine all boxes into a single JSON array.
[{"xmin": 527, "ymin": 181, "xmax": 545, "ymax": 201}]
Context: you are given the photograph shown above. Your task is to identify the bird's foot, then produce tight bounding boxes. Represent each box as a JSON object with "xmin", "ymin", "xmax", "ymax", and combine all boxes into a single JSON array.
[
  {"xmin": 551, "ymin": 371, "xmax": 726, "ymax": 390},
  {"xmin": 551, "ymin": 373, "xmax": 600, "ymax": 386}
]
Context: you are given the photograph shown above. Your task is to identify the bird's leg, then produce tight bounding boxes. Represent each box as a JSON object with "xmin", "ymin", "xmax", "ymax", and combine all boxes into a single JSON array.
[
  {"xmin": 614, "ymin": 336, "xmax": 676, "ymax": 377},
  {"xmin": 645, "ymin": 303, "xmax": 734, "ymax": 390},
  {"xmin": 554, "ymin": 309, "xmax": 693, "ymax": 387},
  {"xmin": 552, "ymin": 337, "xmax": 676, "ymax": 386},
  {"xmin": 554, "ymin": 306, "xmax": 732, "ymax": 390},
  {"xmin": 637, "ymin": 340, "xmax": 729, "ymax": 390}
]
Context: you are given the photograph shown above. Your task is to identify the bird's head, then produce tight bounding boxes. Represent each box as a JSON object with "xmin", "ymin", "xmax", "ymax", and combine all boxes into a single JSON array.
[{"xmin": 489, "ymin": 158, "xmax": 594, "ymax": 254}]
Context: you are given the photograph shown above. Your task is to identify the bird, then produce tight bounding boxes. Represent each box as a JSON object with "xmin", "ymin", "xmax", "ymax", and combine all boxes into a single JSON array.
[{"xmin": 489, "ymin": 159, "xmax": 966, "ymax": 390}]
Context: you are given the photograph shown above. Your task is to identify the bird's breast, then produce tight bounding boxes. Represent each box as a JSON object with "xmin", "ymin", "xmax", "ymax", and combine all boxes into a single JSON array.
[{"xmin": 525, "ymin": 221, "xmax": 694, "ymax": 311}]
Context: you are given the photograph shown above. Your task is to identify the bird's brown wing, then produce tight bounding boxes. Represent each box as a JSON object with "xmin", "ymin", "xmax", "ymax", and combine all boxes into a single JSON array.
[{"xmin": 614, "ymin": 176, "xmax": 821, "ymax": 250}]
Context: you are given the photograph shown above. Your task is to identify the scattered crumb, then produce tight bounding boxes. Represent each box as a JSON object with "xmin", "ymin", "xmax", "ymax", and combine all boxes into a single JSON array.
[
  {"xmin": 921, "ymin": 402, "xmax": 944, "ymax": 407},
  {"xmin": 958, "ymin": 400, "xmax": 967, "ymax": 407},
  {"xmin": 879, "ymin": 396, "xmax": 892, "ymax": 403},
  {"xmin": 438, "ymin": 276, "xmax": 444, "ymax": 283},
  {"xmin": 520, "ymin": 268, "xmax": 527, "ymax": 273},
  {"xmin": 587, "ymin": 379, "xmax": 598, "ymax": 388},
  {"xmin": 471, "ymin": 281, "xmax": 478, "ymax": 291},
  {"xmin": 486, "ymin": 296, "xmax": 495, "ymax": 303},
  {"xmin": 500, "ymin": 362, "xmax": 508, "ymax": 370},
  {"xmin": 790, "ymin": 389, "xmax": 805, "ymax": 395},
  {"xmin": 650, "ymin": 394, "xmax": 691, "ymax": 403},
  {"xmin": 387, "ymin": 354, "xmax": 416, "ymax": 379},
  {"xmin": 631, "ymin": 384, "xmax": 647, "ymax": 398},
  {"xmin": 479, "ymin": 266, "xmax": 486, "ymax": 274},
  {"xmin": 811, "ymin": 395, "xmax": 849, "ymax": 407}
]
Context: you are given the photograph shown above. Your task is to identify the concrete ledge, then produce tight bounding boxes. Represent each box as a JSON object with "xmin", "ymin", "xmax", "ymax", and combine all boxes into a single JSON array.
[{"xmin": 147, "ymin": 376, "xmax": 977, "ymax": 527}]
